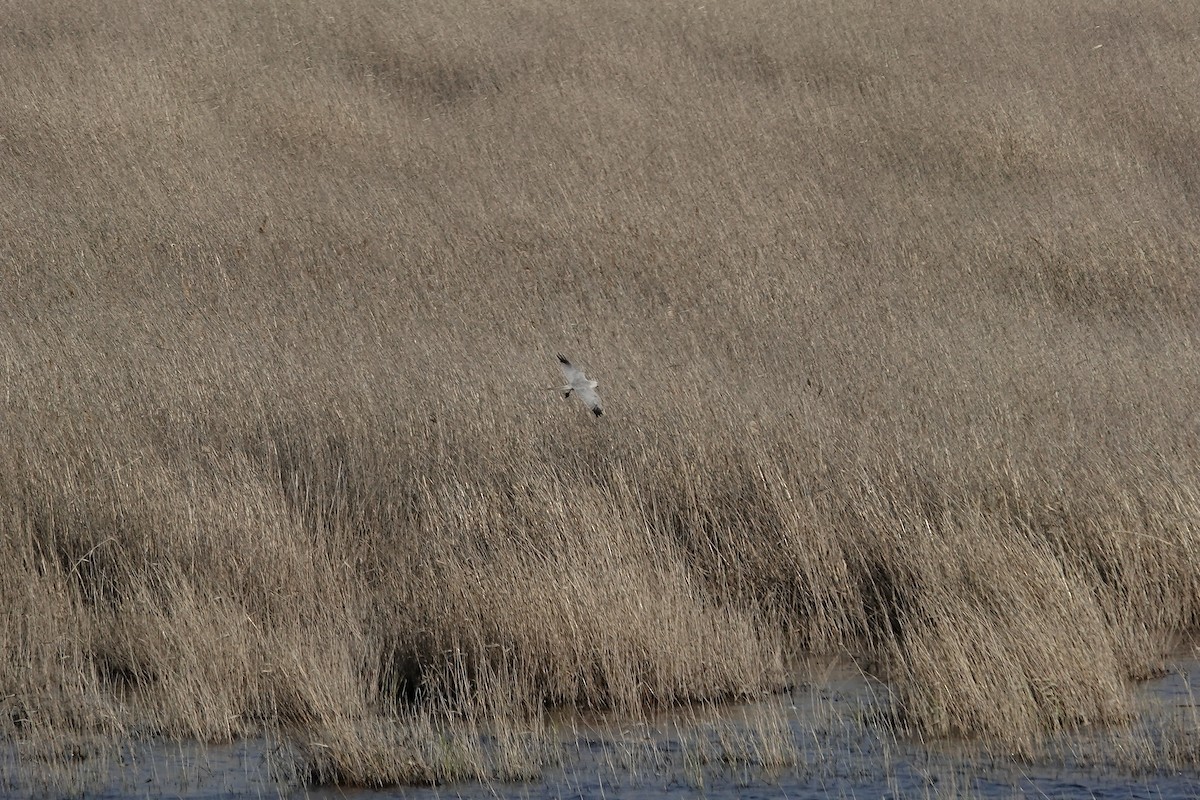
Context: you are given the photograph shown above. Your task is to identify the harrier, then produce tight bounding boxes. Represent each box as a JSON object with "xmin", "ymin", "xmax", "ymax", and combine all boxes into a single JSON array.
[{"xmin": 556, "ymin": 354, "xmax": 603, "ymax": 417}]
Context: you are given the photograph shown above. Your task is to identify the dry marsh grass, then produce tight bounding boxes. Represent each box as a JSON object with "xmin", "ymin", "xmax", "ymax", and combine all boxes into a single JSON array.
[{"xmin": 2, "ymin": 0, "xmax": 1199, "ymax": 790}]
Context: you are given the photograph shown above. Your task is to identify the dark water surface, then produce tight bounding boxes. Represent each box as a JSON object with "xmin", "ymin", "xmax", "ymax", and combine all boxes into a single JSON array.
[{"xmin": 6, "ymin": 657, "xmax": 1198, "ymax": 799}]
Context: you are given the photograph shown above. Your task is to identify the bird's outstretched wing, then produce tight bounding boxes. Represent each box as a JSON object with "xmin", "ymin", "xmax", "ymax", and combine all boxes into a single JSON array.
[
  {"xmin": 575, "ymin": 385, "xmax": 603, "ymax": 417},
  {"xmin": 558, "ymin": 354, "xmax": 586, "ymax": 388}
]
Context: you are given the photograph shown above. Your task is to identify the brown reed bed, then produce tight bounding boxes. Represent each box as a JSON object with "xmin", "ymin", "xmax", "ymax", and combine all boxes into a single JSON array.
[{"xmin": 1, "ymin": 0, "xmax": 1198, "ymax": 790}]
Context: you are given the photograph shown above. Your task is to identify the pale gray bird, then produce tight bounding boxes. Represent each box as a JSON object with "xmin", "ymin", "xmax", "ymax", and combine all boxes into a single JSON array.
[{"xmin": 556, "ymin": 354, "xmax": 603, "ymax": 417}]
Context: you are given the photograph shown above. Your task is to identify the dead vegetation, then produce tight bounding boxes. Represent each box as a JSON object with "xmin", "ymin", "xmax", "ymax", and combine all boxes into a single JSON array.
[{"xmin": 1, "ymin": 0, "xmax": 1198, "ymax": 790}]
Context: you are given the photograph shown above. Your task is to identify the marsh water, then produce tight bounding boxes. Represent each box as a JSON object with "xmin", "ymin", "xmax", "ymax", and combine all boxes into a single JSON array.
[{"xmin": 7, "ymin": 657, "xmax": 1198, "ymax": 799}]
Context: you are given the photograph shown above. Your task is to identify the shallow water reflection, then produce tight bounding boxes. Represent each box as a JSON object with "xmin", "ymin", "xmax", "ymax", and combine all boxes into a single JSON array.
[{"xmin": 7, "ymin": 657, "xmax": 1198, "ymax": 799}]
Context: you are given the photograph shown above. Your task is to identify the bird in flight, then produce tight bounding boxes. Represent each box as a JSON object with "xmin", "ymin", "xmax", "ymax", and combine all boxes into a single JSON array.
[{"xmin": 556, "ymin": 354, "xmax": 603, "ymax": 417}]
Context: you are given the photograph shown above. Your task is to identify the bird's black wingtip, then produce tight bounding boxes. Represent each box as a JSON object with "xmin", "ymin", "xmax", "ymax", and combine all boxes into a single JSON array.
[
  {"xmin": 557, "ymin": 353, "xmax": 570, "ymax": 365},
  {"xmin": 592, "ymin": 407, "xmax": 604, "ymax": 417}
]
